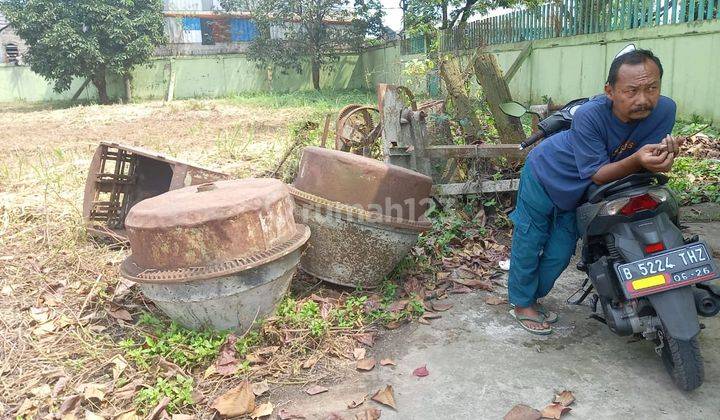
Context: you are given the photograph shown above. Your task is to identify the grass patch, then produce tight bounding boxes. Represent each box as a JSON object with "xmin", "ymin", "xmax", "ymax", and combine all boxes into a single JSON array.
[
  {"xmin": 135, "ymin": 375, "xmax": 195, "ymax": 415},
  {"xmin": 226, "ymin": 89, "xmax": 375, "ymax": 110},
  {"xmin": 669, "ymin": 157, "xmax": 720, "ymax": 205}
]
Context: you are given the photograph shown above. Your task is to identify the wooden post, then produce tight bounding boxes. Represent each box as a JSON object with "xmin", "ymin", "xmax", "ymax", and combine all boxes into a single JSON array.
[
  {"xmin": 473, "ymin": 53, "xmax": 526, "ymax": 144},
  {"xmin": 71, "ymin": 78, "xmax": 92, "ymax": 101},
  {"xmin": 165, "ymin": 60, "xmax": 176, "ymax": 102},
  {"xmin": 504, "ymin": 41, "xmax": 532, "ymax": 84},
  {"xmin": 124, "ymin": 75, "xmax": 132, "ymax": 103}
]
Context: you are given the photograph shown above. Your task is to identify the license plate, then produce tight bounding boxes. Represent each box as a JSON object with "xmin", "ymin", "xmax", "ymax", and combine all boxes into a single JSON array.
[{"xmin": 615, "ymin": 242, "xmax": 718, "ymax": 299}]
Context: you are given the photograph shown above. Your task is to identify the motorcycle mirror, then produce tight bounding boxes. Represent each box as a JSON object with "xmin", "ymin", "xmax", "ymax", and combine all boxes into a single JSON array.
[{"xmin": 499, "ymin": 101, "xmax": 528, "ymax": 118}]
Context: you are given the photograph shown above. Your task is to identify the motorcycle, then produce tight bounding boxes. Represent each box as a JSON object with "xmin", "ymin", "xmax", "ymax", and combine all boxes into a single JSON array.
[{"xmin": 502, "ymin": 99, "xmax": 720, "ymax": 391}]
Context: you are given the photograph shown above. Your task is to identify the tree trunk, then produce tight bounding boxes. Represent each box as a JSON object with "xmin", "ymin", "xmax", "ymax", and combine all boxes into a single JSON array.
[
  {"xmin": 91, "ymin": 68, "xmax": 110, "ymax": 104},
  {"xmin": 311, "ymin": 59, "xmax": 320, "ymax": 91},
  {"xmin": 439, "ymin": 56, "xmax": 483, "ymax": 143},
  {"xmin": 473, "ymin": 53, "xmax": 525, "ymax": 144}
]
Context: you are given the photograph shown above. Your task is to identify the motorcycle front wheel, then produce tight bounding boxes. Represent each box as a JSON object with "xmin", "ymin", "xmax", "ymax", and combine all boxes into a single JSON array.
[{"xmin": 660, "ymin": 331, "xmax": 705, "ymax": 391}]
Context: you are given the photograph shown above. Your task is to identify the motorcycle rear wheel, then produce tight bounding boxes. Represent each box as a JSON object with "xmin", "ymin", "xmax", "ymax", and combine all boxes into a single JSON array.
[{"xmin": 660, "ymin": 332, "xmax": 704, "ymax": 391}]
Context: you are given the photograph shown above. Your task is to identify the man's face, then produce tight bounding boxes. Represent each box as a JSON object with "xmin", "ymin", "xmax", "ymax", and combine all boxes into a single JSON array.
[{"xmin": 605, "ymin": 59, "xmax": 661, "ymax": 123}]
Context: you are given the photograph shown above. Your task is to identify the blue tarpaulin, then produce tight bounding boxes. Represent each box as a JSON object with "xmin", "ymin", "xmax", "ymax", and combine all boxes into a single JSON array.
[
  {"xmin": 182, "ymin": 17, "xmax": 201, "ymax": 31},
  {"xmin": 230, "ymin": 19, "xmax": 258, "ymax": 42}
]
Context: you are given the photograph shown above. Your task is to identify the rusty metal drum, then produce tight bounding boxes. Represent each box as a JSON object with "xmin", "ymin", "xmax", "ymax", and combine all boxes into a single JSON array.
[
  {"xmin": 291, "ymin": 148, "xmax": 432, "ymax": 288},
  {"xmin": 120, "ymin": 179, "xmax": 310, "ymax": 330}
]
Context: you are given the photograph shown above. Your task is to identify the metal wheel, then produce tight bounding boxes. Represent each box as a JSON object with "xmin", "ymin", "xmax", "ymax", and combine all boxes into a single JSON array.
[{"xmin": 335, "ymin": 106, "xmax": 381, "ymax": 157}]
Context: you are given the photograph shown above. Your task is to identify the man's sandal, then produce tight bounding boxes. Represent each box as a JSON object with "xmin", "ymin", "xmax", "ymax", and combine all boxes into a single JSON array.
[
  {"xmin": 509, "ymin": 309, "xmax": 553, "ymax": 335},
  {"xmin": 535, "ymin": 303, "xmax": 559, "ymax": 324},
  {"xmin": 509, "ymin": 303, "xmax": 559, "ymax": 324}
]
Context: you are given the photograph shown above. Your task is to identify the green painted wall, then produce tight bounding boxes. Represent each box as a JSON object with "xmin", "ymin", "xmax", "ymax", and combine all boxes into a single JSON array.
[
  {"xmin": 360, "ymin": 20, "xmax": 720, "ymax": 123},
  {"xmin": 0, "ymin": 53, "xmax": 363, "ymax": 103}
]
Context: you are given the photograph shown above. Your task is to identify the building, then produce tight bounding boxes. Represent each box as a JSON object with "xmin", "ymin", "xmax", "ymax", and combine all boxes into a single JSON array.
[
  {"xmin": 0, "ymin": 13, "xmax": 26, "ymax": 65},
  {"xmin": 160, "ymin": 0, "xmax": 355, "ymax": 56}
]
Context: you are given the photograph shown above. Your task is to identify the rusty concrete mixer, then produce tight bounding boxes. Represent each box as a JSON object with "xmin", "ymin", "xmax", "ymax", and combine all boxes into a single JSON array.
[
  {"xmin": 120, "ymin": 178, "xmax": 310, "ymax": 330},
  {"xmin": 289, "ymin": 147, "xmax": 433, "ymax": 289}
]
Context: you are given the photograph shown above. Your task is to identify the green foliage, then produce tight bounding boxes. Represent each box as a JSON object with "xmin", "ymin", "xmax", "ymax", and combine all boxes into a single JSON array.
[
  {"xmin": 135, "ymin": 375, "xmax": 194, "ymax": 415},
  {"xmin": 0, "ymin": 0, "xmax": 165, "ymax": 103},
  {"xmin": 334, "ymin": 296, "xmax": 368, "ymax": 328},
  {"xmin": 403, "ymin": 0, "xmax": 527, "ymax": 35},
  {"xmin": 120, "ymin": 313, "xmax": 228, "ymax": 370},
  {"xmin": 277, "ymin": 298, "xmax": 331, "ymax": 337},
  {"xmin": 668, "ymin": 157, "xmax": 720, "ymax": 205}
]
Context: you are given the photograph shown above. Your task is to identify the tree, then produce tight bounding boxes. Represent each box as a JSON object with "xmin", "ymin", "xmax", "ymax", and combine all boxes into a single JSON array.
[
  {"xmin": 404, "ymin": 0, "xmax": 526, "ymax": 35},
  {"xmin": 0, "ymin": 0, "xmax": 165, "ymax": 104},
  {"xmin": 223, "ymin": 0, "xmax": 383, "ymax": 90}
]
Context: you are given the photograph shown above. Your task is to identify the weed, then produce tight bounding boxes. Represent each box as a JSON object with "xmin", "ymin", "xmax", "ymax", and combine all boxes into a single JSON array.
[
  {"xmin": 135, "ymin": 374, "xmax": 194, "ymax": 414},
  {"xmin": 120, "ymin": 313, "xmax": 228, "ymax": 370},
  {"xmin": 668, "ymin": 157, "xmax": 720, "ymax": 205},
  {"xmin": 277, "ymin": 298, "xmax": 330, "ymax": 337},
  {"xmin": 333, "ymin": 296, "xmax": 368, "ymax": 328}
]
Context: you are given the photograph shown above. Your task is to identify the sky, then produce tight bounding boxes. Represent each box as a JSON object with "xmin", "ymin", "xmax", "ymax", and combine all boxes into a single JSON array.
[
  {"xmin": 380, "ymin": 0, "xmax": 404, "ymax": 32},
  {"xmin": 378, "ymin": 1, "xmax": 510, "ymax": 33}
]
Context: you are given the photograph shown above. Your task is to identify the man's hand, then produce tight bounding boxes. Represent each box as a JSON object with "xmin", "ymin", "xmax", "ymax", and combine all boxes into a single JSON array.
[
  {"xmin": 635, "ymin": 143, "xmax": 674, "ymax": 172},
  {"xmin": 659, "ymin": 134, "xmax": 684, "ymax": 155}
]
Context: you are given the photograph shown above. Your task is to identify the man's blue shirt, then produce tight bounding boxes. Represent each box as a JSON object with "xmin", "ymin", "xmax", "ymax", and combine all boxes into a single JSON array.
[{"xmin": 527, "ymin": 95, "xmax": 676, "ymax": 211}]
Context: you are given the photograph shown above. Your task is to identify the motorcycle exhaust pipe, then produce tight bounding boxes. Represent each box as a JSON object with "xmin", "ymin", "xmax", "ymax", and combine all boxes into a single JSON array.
[{"xmin": 693, "ymin": 288, "xmax": 720, "ymax": 317}]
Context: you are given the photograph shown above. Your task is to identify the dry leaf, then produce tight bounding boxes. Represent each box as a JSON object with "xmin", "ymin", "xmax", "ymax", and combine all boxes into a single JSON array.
[
  {"xmin": 371, "ymin": 385, "xmax": 396, "ymax": 409},
  {"xmin": 380, "ymin": 358, "xmax": 396, "ymax": 366},
  {"xmin": 305, "ymin": 385, "xmax": 329, "ymax": 396},
  {"xmin": 114, "ymin": 380, "xmax": 142, "ymax": 400},
  {"xmin": 85, "ymin": 411, "xmax": 106, "ymax": 420},
  {"xmin": 412, "ymin": 365, "xmax": 429, "ymax": 377},
  {"xmin": 107, "ymin": 303, "xmax": 132, "ymax": 322},
  {"xmin": 356, "ymin": 358, "xmax": 376, "ymax": 371},
  {"xmin": 170, "ymin": 415, "xmax": 194, "ymax": 420},
  {"xmin": 32, "ymin": 320, "xmax": 56, "ymax": 336},
  {"xmin": 52, "ymin": 376, "xmax": 70, "ymax": 397},
  {"xmin": 431, "ymin": 302, "xmax": 453, "ymax": 312},
  {"xmin": 384, "ymin": 321, "xmax": 402, "ymax": 330},
  {"xmin": 449, "ymin": 284, "xmax": 473, "ymax": 294},
  {"xmin": 215, "ymin": 334, "xmax": 239, "ymax": 375},
  {"xmin": 115, "ymin": 410, "xmax": 141, "ymax": 420},
  {"xmin": 252, "ymin": 380, "xmax": 270, "ymax": 397},
  {"xmin": 301, "ymin": 354, "xmax": 320, "ymax": 369},
  {"xmin": 211, "ymin": 381, "xmax": 255, "ymax": 418},
  {"xmin": 418, "ymin": 317, "xmax": 430, "ymax": 325},
  {"xmin": 58, "ymin": 395, "xmax": 82, "ymax": 416},
  {"xmin": 347, "ymin": 394, "xmax": 367, "ymax": 409},
  {"xmin": 278, "ymin": 409, "xmax": 306, "ymax": 419},
  {"xmin": 109, "ymin": 355, "xmax": 128, "ymax": 381},
  {"xmin": 16, "ymin": 399, "xmax": 37, "ymax": 417},
  {"xmin": 540, "ymin": 403, "xmax": 571, "ymax": 419},
  {"xmin": 82, "ymin": 383, "xmax": 106, "ymax": 401},
  {"xmin": 387, "ymin": 300, "xmax": 409, "ymax": 313},
  {"xmin": 422, "ymin": 312, "xmax": 441, "ymax": 320},
  {"xmin": 453, "ymin": 278, "xmax": 493, "ymax": 290},
  {"xmin": 31, "ymin": 383, "xmax": 51, "ymax": 398},
  {"xmin": 353, "ymin": 347, "xmax": 366, "ymax": 360},
  {"xmin": 553, "ymin": 390, "xmax": 575, "ymax": 407},
  {"xmin": 255, "ymin": 346, "xmax": 280, "ymax": 355},
  {"xmin": 29, "ymin": 306, "xmax": 50, "ymax": 323},
  {"xmin": 355, "ymin": 408, "xmax": 381, "ymax": 420},
  {"xmin": 354, "ymin": 333, "xmax": 375, "ymax": 347},
  {"xmin": 250, "ymin": 402, "xmax": 274, "ymax": 419},
  {"xmin": 1, "ymin": 285, "xmax": 13, "ymax": 295},
  {"xmin": 503, "ymin": 404, "xmax": 541, "ymax": 420},
  {"xmin": 246, "ymin": 353, "xmax": 267, "ymax": 365},
  {"xmin": 484, "ymin": 296, "xmax": 507, "ymax": 305},
  {"xmin": 191, "ymin": 389, "xmax": 206, "ymax": 404},
  {"xmin": 203, "ymin": 364, "xmax": 217, "ymax": 379},
  {"xmin": 147, "ymin": 396, "xmax": 171, "ymax": 420}
]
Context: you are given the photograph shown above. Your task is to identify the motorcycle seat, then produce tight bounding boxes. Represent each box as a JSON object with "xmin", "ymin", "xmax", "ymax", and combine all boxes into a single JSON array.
[{"xmin": 583, "ymin": 172, "xmax": 668, "ymax": 204}]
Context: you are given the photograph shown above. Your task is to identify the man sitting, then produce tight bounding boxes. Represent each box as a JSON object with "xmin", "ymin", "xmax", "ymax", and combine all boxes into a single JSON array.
[{"xmin": 508, "ymin": 48, "xmax": 682, "ymax": 334}]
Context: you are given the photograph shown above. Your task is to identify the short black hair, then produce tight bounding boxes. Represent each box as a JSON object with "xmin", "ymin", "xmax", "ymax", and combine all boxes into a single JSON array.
[{"xmin": 606, "ymin": 49, "xmax": 663, "ymax": 86}]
